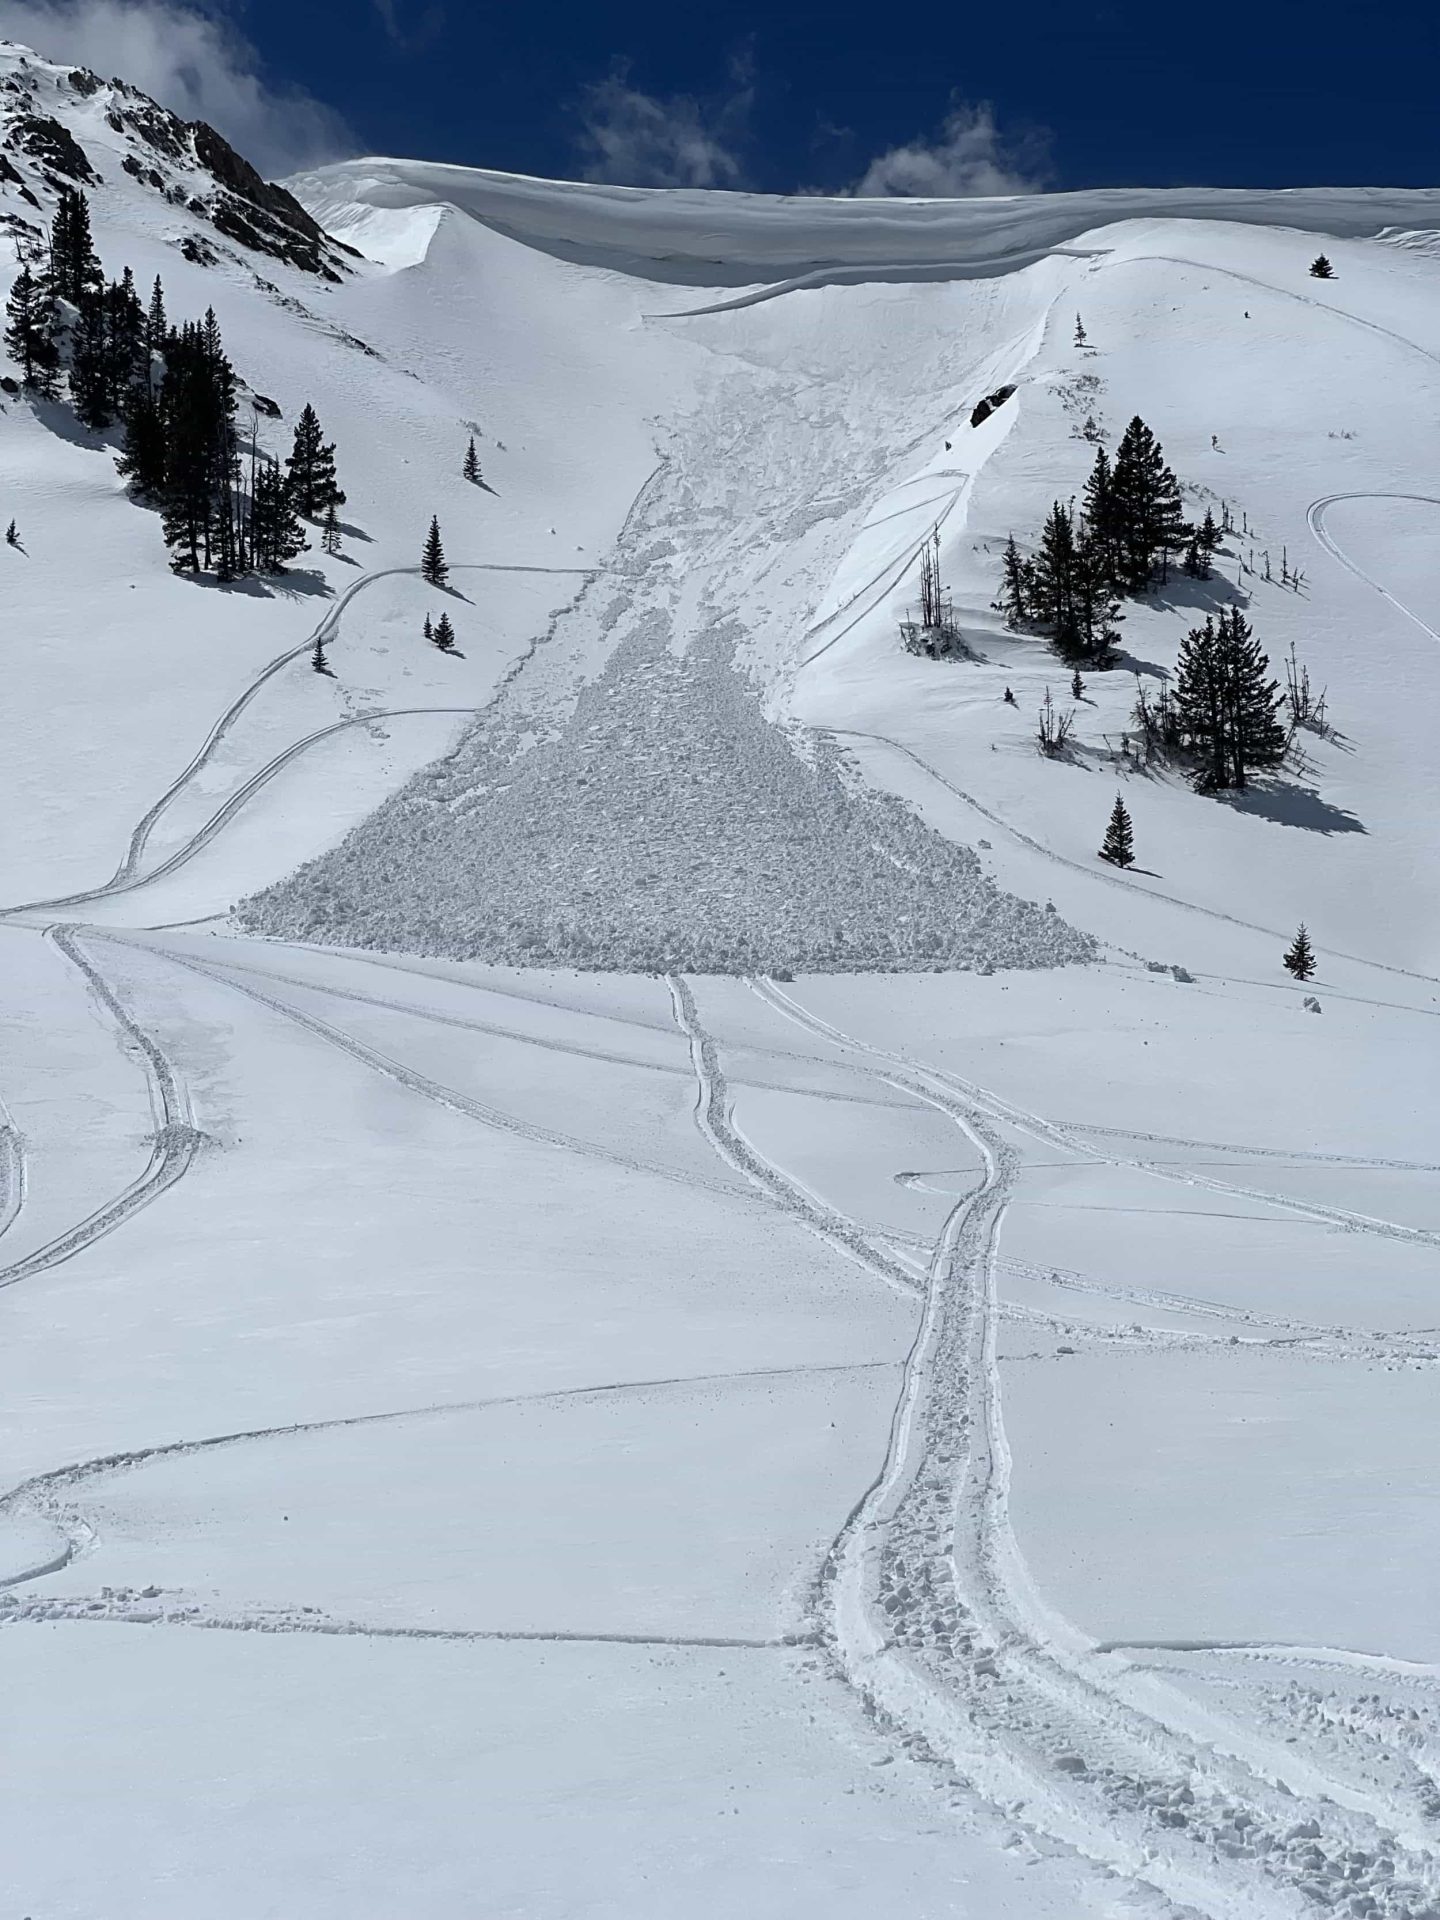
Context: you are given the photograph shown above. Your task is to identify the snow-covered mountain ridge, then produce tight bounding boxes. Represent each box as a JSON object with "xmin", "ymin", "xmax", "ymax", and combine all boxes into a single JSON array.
[{"xmin": 5, "ymin": 36, "xmax": 1440, "ymax": 1920}]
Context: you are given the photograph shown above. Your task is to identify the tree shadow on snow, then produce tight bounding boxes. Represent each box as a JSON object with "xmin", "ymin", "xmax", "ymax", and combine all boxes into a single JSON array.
[
  {"xmin": 29, "ymin": 396, "xmax": 125, "ymax": 456},
  {"xmin": 336, "ymin": 519, "xmax": 374, "ymax": 543},
  {"xmin": 1218, "ymin": 780, "xmax": 1365, "ymax": 836},
  {"xmin": 1147, "ymin": 573, "xmax": 1249, "ymax": 619},
  {"xmin": 183, "ymin": 567, "xmax": 334, "ymax": 602}
]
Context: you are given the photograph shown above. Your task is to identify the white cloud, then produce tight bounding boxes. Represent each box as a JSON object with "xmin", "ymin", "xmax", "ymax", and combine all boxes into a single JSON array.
[
  {"xmin": 852, "ymin": 98, "xmax": 1048, "ymax": 199},
  {"xmin": 574, "ymin": 56, "xmax": 753, "ymax": 190},
  {"xmin": 0, "ymin": 0, "xmax": 355, "ymax": 176}
]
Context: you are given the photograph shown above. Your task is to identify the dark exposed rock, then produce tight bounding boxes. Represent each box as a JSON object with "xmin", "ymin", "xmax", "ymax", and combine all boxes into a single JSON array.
[
  {"xmin": 970, "ymin": 383, "xmax": 1017, "ymax": 428},
  {"xmin": 68, "ymin": 68, "xmax": 102, "ymax": 97},
  {"xmin": 190, "ymin": 122, "xmax": 325, "ymax": 245},
  {"xmin": 121, "ymin": 153, "xmax": 164, "ymax": 190},
  {"xmin": 9, "ymin": 112, "xmax": 100, "ymax": 183},
  {"xmin": 250, "ymin": 392, "xmax": 283, "ymax": 419},
  {"xmin": 0, "ymin": 375, "xmax": 20, "ymax": 395},
  {"xmin": 178, "ymin": 232, "xmax": 218, "ymax": 267}
]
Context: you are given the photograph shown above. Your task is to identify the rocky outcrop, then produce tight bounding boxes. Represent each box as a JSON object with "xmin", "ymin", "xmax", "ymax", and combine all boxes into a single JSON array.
[
  {"xmin": 970, "ymin": 383, "xmax": 1016, "ymax": 428},
  {"xmin": 9, "ymin": 112, "xmax": 99, "ymax": 184}
]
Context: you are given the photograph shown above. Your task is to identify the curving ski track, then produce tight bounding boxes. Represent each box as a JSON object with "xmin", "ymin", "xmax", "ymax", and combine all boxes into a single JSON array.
[
  {"xmin": 1307, "ymin": 494, "xmax": 1440, "ymax": 647},
  {"xmin": 0, "ymin": 929, "xmax": 200, "ymax": 1292},
  {"xmin": 0, "ymin": 559, "xmax": 594, "ymax": 917}
]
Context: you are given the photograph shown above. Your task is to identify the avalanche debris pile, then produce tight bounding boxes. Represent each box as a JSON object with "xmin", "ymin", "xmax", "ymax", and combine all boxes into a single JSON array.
[{"xmin": 239, "ymin": 615, "xmax": 1097, "ymax": 975}]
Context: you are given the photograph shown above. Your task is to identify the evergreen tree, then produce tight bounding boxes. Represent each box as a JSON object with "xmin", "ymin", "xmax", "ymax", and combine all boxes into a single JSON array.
[
  {"xmin": 1073, "ymin": 313, "xmax": 1087, "ymax": 347},
  {"xmin": 1111, "ymin": 416, "xmax": 1189, "ymax": 590},
  {"xmin": 104, "ymin": 268, "xmax": 147, "ymax": 406},
  {"xmin": 994, "ymin": 534, "xmax": 1033, "ymax": 627},
  {"xmin": 116, "ymin": 380, "xmax": 167, "ymax": 497},
  {"xmin": 1282, "ymin": 924, "xmax": 1316, "ymax": 980},
  {"xmin": 145, "ymin": 274, "xmax": 167, "ymax": 354},
  {"xmin": 285, "ymin": 402, "xmax": 345, "ymax": 517},
  {"xmin": 1081, "ymin": 445, "xmax": 1121, "ymax": 589},
  {"xmin": 1174, "ymin": 607, "xmax": 1286, "ymax": 789},
  {"xmin": 322, "ymin": 498, "xmax": 341, "ymax": 555},
  {"xmin": 1098, "ymin": 794, "xmax": 1134, "ymax": 868},
  {"xmin": 421, "ymin": 514, "xmax": 448, "ymax": 586},
  {"xmin": 1073, "ymin": 524, "xmax": 1124, "ymax": 666},
  {"xmin": 433, "ymin": 610, "xmax": 457, "ymax": 652},
  {"xmin": 249, "ymin": 458, "xmax": 306, "ymax": 572},
  {"xmin": 1216, "ymin": 605, "xmax": 1286, "ymax": 787},
  {"xmin": 1182, "ymin": 534, "xmax": 1210, "ymax": 580},
  {"xmin": 312, "ymin": 631, "xmax": 330, "ymax": 675},
  {"xmin": 1198, "ymin": 506, "xmax": 1221, "ymax": 554},
  {"xmin": 3, "ymin": 263, "xmax": 59, "ymax": 395},
  {"xmin": 1309, "ymin": 255, "xmax": 1334, "ymax": 280},
  {"xmin": 157, "ymin": 317, "xmax": 237, "ymax": 573},
  {"xmin": 1030, "ymin": 500, "xmax": 1080, "ymax": 646},
  {"xmin": 423, "ymin": 612, "xmax": 433, "ymax": 643},
  {"xmin": 48, "ymin": 187, "xmax": 103, "ymax": 308},
  {"xmin": 463, "ymin": 434, "xmax": 482, "ymax": 484},
  {"xmin": 5, "ymin": 519, "xmax": 17, "ymax": 546},
  {"xmin": 69, "ymin": 293, "xmax": 111, "ymax": 429},
  {"xmin": 1071, "ymin": 668, "xmax": 1085, "ymax": 701}
]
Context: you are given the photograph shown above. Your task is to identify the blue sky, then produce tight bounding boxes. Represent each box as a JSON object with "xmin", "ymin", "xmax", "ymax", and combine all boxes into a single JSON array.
[{"xmin": 1, "ymin": 0, "xmax": 1437, "ymax": 191}]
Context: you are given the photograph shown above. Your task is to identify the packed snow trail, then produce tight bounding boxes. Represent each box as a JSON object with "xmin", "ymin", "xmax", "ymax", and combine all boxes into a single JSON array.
[
  {"xmin": 744, "ymin": 980, "xmax": 1440, "ymax": 1920},
  {"xmin": 0, "ymin": 930, "xmax": 200, "ymax": 1291}
]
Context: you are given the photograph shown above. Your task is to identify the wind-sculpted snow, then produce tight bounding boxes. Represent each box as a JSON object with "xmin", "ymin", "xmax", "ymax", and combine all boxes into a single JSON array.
[
  {"xmin": 239, "ymin": 614, "xmax": 1095, "ymax": 974},
  {"xmin": 289, "ymin": 158, "xmax": 1440, "ymax": 286}
]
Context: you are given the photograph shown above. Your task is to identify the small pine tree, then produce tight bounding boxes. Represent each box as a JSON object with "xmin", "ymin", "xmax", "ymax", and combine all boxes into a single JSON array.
[
  {"xmin": 1074, "ymin": 313, "xmax": 1087, "ymax": 347},
  {"xmin": 312, "ymin": 631, "xmax": 329, "ymax": 675},
  {"xmin": 1182, "ymin": 535, "xmax": 1210, "ymax": 580},
  {"xmin": 432, "ymin": 610, "xmax": 456, "ymax": 652},
  {"xmin": 423, "ymin": 613, "xmax": 433, "ymax": 643},
  {"xmin": 1071, "ymin": 668, "xmax": 1085, "ymax": 701},
  {"xmin": 1283, "ymin": 924, "xmax": 1316, "ymax": 979},
  {"xmin": 5, "ymin": 519, "xmax": 16, "ymax": 546},
  {"xmin": 421, "ymin": 514, "xmax": 448, "ymax": 586},
  {"xmin": 321, "ymin": 498, "xmax": 341, "ymax": 556},
  {"xmin": 1098, "ymin": 794, "xmax": 1134, "ymax": 868},
  {"xmin": 1309, "ymin": 255, "xmax": 1334, "ymax": 280},
  {"xmin": 463, "ymin": 434, "xmax": 482, "ymax": 484},
  {"xmin": 994, "ymin": 534, "xmax": 1033, "ymax": 627},
  {"xmin": 145, "ymin": 274, "xmax": 167, "ymax": 353}
]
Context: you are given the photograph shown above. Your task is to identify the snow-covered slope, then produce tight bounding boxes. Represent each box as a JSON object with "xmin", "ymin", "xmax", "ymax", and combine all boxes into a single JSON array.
[{"xmin": 4, "ymin": 37, "xmax": 1440, "ymax": 1920}]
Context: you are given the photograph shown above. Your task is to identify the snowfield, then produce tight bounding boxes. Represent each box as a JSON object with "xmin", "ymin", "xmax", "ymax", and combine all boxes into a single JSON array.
[{"xmin": 4, "ymin": 36, "xmax": 1440, "ymax": 1920}]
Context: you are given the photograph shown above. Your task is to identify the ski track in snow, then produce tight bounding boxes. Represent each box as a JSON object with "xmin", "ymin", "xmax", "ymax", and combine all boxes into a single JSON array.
[
  {"xmin": 1307, "ymin": 495, "xmax": 1440, "ymax": 648},
  {"xmin": 106, "ymin": 933, "xmax": 789, "ymax": 1215},
  {"xmin": 0, "ymin": 1359, "xmax": 888, "ymax": 1600},
  {"xmin": 664, "ymin": 973, "xmax": 920, "ymax": 1297},
  {"xmin": 742, "ymin": 977, "xmax": 1440, "ymax": 1920},
  {"xmin": 0, "ymin": 929, "xmax": 200, "ymax": 1292},
  {"xmin": 0, "ymin": 560, "xmax": 595, "ymax": 916}
]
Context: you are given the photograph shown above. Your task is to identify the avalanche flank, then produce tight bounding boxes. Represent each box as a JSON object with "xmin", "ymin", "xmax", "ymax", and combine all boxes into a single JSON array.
[{"xmin": 3, "ymin": 35, "xmax": 1440, "ymax": 1920}]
